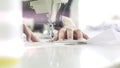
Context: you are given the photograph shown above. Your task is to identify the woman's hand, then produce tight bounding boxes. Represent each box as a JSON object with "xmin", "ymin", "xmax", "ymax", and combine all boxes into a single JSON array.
[
  {"xmin": 54, "ymin": 16, "xmax": 89, "ymax": 41},
  {"xmin": 23, "ymin": 24, "xmax": 40, "ymax": 42},
  {"xmin": 54, "ymin": 27, "xmax": 89, "ymax": 41}
]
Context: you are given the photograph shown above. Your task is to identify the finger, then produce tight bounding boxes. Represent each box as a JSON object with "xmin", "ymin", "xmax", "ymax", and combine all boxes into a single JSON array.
[
  {"xmin": 73, "ymin": 30, "xmax": 77, "ymax": 40},
  {"xmin": 31, "ymin": 32, "xmax": 40, "ymax": 42},
  {"xmin": 53, "ymin": 34, "xmax": 58, "ymax": 41},
  {"xmin": 58, "ymin": 28, "xmax": 66, "ymax": 40},
  {"xmin": 23, "ymin": 24, "xmax": 32, "ymax": 41},
  {"xmin": 64, "ymin": 30, "xmax": 67, "ymax": 39},
  {"xmin": 66, "ymin": 28, "xmax": 73, "ymax": 40},
  {"xmin": 74, "ymin": 29, "xmax": 82, "ymax": 40},
  {"xmin": 25, "ymin": 30, "xmax": 31, "ymax": 42},
  {"xmin": 83, "ymin": 33, "xmax": 89, "ymax": 40}
]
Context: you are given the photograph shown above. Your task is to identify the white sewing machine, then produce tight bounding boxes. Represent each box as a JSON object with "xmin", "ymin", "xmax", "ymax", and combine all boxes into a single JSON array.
[{"xmin": 29, "ymin": 0, "xmax": 68, "ymax": 40}]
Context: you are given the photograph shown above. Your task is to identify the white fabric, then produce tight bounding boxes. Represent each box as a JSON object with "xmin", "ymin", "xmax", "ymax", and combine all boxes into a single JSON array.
[{"xmin": 87, "ymin": 28, "xmax": 120, "ymax": 45}]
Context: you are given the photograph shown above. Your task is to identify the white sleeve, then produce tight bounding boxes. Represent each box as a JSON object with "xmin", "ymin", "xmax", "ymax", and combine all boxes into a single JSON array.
[{"xmin": 62, "ymin": 16, "xmax": 76, "ymax": 29}]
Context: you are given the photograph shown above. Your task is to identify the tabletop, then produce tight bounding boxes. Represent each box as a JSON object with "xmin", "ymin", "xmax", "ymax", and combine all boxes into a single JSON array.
[{"xmin": 14, "ymin": 41, "xmax": 120, "ymax": 68}]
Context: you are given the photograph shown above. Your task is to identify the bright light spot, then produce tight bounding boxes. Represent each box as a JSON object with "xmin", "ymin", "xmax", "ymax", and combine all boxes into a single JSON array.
[{"xmin": 78, "ymin": 0, "xmax": 120, "ymax": 30}]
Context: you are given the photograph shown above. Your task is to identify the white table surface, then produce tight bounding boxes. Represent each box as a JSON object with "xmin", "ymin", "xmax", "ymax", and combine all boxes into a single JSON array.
[{"xmin": 16, "ymin": 42, "xmax": 120, "ymax": 68}]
